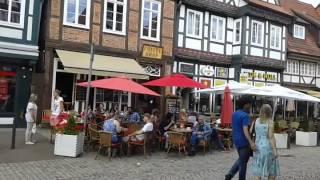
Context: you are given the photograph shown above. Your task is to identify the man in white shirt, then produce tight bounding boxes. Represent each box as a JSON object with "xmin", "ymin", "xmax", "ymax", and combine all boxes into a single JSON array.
[{"xmin": 126, "ymin": 113, "xmax": 153, "ymax": 142}]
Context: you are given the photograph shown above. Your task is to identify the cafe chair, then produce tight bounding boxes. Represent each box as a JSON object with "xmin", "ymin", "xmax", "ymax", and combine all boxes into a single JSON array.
[
  {"xmin": 127, "ymin": 132, "xmax": 153, "ymax": 157},
  {"xmin": 95, "ymin": 132, "xmax": 122, "ymax": 160},
  {"xmin": 167, "ymin": 131, "xmax": 187, "ymax": 156},
  {"xmin": 198, "ymin": 138, "xmax": 210, "ymax": 154},
  {"xmin": 88, "ymin": 126, "xmax": 100, "ymax": 150}
]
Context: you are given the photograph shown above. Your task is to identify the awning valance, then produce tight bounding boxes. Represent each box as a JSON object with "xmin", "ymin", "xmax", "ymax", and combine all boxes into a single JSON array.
[
  {"xmin": 56, "ymin": 50, "xmax": 148, "ymax": 79},
  {"xmin": 298, "ymin": 90, "xmax": 320, "ymax": 99}
]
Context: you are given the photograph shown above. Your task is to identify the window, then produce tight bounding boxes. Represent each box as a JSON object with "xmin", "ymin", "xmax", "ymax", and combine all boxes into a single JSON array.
[
  {"xmin": 286, "ymin": 60, "xmax": 299, "ymax": 75},
  {"xmin": 233, "ymin": 19, "xmax": 242, "ymax": 44},
  {"xmin": 0, "ymin": 65, "xmax": 16, "ymax": 113},
  {"xmin": 293, "ymin": 24, "xmax": 305, "ymax": 39},
  {"xmin": 318, "ymin": 64, "xmax": 320, "ymax": 76},
  {"xmin": 103, "ymin": 0, "xmax": 127, "ymax": 35},
  {"xmin": 210, "ymin": 15, "xmax": 225, "ymax": 43},
  {"xmin": 270, "ymin": 25, "xmax": 281, "ymax": 50},
  {"xmin": 251, "ymin": 20, "xmax": 264, "ymax": 46},
  {"xmin": 0, "ymin": 0, "xmax": 25, "ymax": 28},
  {"xmin": 300, "ymin": 62, "xmax": 316, "ymax": 76},
  {"xmin": 141, "ymin": 0, "xmax": 161, "ymax": 41},
  {"xmin": 186, "ymin": 9, "xmax": 203, "ymax": 38},
  {"xmin": 63, "ymin": 0, "xmax": 91, "ymax": 28}
]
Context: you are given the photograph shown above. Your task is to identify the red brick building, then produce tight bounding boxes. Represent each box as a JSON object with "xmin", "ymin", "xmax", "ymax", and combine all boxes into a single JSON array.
[{"xmin": 34, "ymin": 0, "xmax": 176, "ymax": 116}]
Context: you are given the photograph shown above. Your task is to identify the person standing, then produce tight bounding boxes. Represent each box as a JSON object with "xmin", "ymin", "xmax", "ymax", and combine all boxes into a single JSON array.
[
  {"xmin": 50, "ymin": 89, "xmax": 64, "ymax": 126},
  {"xmin": 25, "ymin": 94, "xmax": 38, "ymax": 145},
  {"xmin": 225, "ymin": 96, "xmax": 256, "ymax": 180},
  {"xmin": 252, "ymin": 104, "xmax": 280, "ymax": 180}
]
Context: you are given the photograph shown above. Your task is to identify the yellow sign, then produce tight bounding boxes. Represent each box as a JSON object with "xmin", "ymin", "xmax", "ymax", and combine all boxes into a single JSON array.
[
  {"xmin": 214, "ymin": 79, "xmax": 226, "ymax": 86},
  {"xmin": 240, "ymin": 75, "xmax": 248, "ymax": 84},
  {"xmin": 142, "ymin": 45, "xmax": 163, "ymax": 59},
  {"xmin": 247, "ymin": 72, "xmax": 276, "ymax": 81}
]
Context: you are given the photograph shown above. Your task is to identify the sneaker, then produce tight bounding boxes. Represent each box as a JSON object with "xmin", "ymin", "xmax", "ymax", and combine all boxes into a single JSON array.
[
  {"xmin": 225, "ymin": 174, "xmax": 232, "ymax": 180},
  {"xmin": 26, "ymin": 142, "xmax": 34, "ymax": 145}
]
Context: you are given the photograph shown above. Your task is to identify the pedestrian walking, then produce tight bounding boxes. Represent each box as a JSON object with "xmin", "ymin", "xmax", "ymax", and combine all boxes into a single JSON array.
[
  {"xmin": 252, "ymin": 104, "xmax": 280, "ymax": 180},
  {"xmin": 25, "ymin": 93, "xmax": 38, "ymax": 145},
  {"xmin": 225, "ymin": 96, "xmax": 256, "ymax": 180}
]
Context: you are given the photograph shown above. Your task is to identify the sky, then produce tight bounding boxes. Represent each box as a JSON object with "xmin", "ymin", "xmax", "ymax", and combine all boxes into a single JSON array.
[{"xmin": 299, "ymin": 0, "xmax": 320, "ymax": 7}]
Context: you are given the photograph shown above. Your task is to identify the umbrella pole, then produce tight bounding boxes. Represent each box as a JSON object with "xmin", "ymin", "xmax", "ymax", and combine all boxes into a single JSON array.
[
  {"xmin": 119, "ymin": 91, "xmax": 122, "ymax": 112},
  {"xmin": 84, "ymin": 44, "xmax": 94, "ymax": 138}
]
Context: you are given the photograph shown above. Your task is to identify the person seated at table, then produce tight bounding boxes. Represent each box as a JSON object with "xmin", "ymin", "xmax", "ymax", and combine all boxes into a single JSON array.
[
  {"xmin": 127, "ymin": 107, "xmax": 141, "ymax": 122},
  {"xmin": 151, "ymin": 108, "xmax": 160, "ymax": 127},
  {"xmin": 189, "ymin": 115, "xmax": 212, "ymax": 156},
  {"xmin": 210, "ymin": 113, "xmax": 226, "ymax": 151},
  {"xmin": 159, "ymin": 113, "xmax": 175, "ymax": 149},
  {"xmin": 103, "ymin": 112, "xmax": 128, "ymax": 143},
  {"xmin": 124, "ymin": 113, "xmax": 153, "ymax": 142},
  {"xmin": 178, "ymin": 109, "xmax": 188, "ymax": 128}
]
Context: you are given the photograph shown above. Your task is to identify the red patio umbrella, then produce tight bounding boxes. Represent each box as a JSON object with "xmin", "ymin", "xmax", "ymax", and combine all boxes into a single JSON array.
[
  {"xmin": 220, "ymin": 86, "xmax": 233, "ymax": 127},
  {"xmin": 142, "ymin": 74, "xmax": 206, "ymax": 89},
  {"xmin": 77, "ymin": 77, "xmax": 159, "ymax": 96}
]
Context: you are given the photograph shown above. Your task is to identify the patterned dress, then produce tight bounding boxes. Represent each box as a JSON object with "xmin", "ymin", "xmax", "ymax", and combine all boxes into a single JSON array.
[{"xmin": 252, "ymin": 118, "xmax": 280, "ymax": 177}]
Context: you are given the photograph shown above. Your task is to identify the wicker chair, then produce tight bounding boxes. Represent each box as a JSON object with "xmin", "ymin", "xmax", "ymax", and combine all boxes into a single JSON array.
[
  {"xmin": 127, "ymin": 131, "xmax": 153, "ymax": 157},
  {"xmin": 88, "ymin": 126, "xmax": 100, "ymax": 150},
  {"xmin": 198, "ymin": 138, "xmax": 210, "ymax": 154},
  {"xmin": 95, "ymin": 132, "xmax": 122, "ymax": 160},
  {"xmin": 167, "ymin": 131, "xmax": 187, "ymax": 156}
]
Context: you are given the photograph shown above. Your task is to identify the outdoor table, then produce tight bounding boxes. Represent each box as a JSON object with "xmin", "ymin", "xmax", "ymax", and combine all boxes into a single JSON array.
[{"xmin": 216, "ymin": 127, "xmax": 232, "ymax": 150}]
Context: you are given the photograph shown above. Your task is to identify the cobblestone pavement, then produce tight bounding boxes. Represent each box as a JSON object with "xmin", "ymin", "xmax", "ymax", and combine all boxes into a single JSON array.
[{"xmin": 1, "ymin": 146, "xmax": 320, "ymax": 180}]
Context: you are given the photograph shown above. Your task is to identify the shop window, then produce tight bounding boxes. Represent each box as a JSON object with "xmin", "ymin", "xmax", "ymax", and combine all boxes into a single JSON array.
[
  {"xmin": 0, "ymin": 0, "xmax": 25, "ymax": 28},
  {"xmin": 63, "ymin": 0, "xmax": 91, "ymax": 29},
  {"xmin": 103, "ymin": 0, "xmax": 127, "ymax": 35},
  {"xmin": 0, "ymin": 66, "xmax": 16, "ymax": 113}
]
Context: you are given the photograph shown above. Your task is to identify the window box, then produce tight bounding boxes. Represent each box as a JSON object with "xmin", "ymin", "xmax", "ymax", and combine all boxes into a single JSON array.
[
  {"xmin": 54, "ymin": 133, "xmax": 84, "ymax": 157},
  {"xmin": 296, "ymin": 131, "xmax": 317, "ymax": 146},
  {"xmin": 274, "ymin": 133, "xmax": 288, "ymax": 149}
]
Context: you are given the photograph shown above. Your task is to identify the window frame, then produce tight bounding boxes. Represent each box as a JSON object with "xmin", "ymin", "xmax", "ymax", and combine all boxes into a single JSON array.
[
  {"xmin": 186, "ymin": 9, "xmax": 203, "ymax": 39},
  {"xmin": 0, "ymin": 0, "xmax": 26, "ymax": 28},
  {"xmin": 210, "ymin": 15, "xmax": 226, "ymax": 43},
  {"xmin": 233, "ymin": 19, "xmax": 242, "ymax": 45},
  {"xmin": 270, "ymin": 25, "xmax": 282, "ymax": 50},
  {"xmin": 140, "ymin": 0, "xmax": 161, "ymax": 41},
  {"xmin": 300, "ymin": 61, "xmax": 316, "ymax": 76},
  {"xmin": 293, "ymin": 24, "xmax": 305, "ymax": 40},
  {"xmin": 63, "ymin": 0, "xmax": 91, "ymax": 29},
  {"xmin": 251, "ymin": 20, "xmax": 264, "ymax": 47},
  {"xmin": 103, "ymin": 0, "xmax": 127, "ymax": 35},
  {"xmin": 286, "ymin": 60, "xmax": 299, "ymax": 75}
]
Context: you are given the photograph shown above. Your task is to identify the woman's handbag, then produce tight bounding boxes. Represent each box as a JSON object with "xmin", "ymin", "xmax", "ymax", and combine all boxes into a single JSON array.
[{"xmin": 249, "ymin": 119, "xmax": 256, "ymax": 156}]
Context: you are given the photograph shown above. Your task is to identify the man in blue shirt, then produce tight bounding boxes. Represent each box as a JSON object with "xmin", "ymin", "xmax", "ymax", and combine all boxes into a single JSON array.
[
  {"xmin": 127, "ymin": 107, "xmax": 141, "ymax": 122},
  {"xmin": 189, "ymin": 115, "xmax": 212, "ymax": 156},
  {"xmin": 225, "ymin": 96, "xmax": 256, "ymax": 180}
]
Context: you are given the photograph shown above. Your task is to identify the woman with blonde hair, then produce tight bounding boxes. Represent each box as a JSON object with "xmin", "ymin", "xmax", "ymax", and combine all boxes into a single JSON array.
[
  {"xmin": 25, "ymin": 93, "xmax": 38, "ymax": 145},
  {"xmin": 252, "ymin": 104, "xmax": 280, "ymax": 180}
]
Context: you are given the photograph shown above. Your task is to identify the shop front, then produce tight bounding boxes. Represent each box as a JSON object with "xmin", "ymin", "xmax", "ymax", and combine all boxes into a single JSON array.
[
  {"xmin": 52, "ymin": 50, "xmax": 149, "ymax": 114},
  {"xmin": 173, "ymin": 60, "xmax": 235, "ymax": 114}
]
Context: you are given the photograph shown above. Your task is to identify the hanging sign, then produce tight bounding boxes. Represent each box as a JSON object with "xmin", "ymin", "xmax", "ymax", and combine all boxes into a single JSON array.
[{"xmin": 200, "ymin": 65, "xmax": 215, "ymax": 77}]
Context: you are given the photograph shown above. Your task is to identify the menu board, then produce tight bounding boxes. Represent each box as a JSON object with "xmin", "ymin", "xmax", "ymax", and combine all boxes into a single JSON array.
[{"xmin": 166, "ymin": 99, "xmax": 180, "ymax": 114}]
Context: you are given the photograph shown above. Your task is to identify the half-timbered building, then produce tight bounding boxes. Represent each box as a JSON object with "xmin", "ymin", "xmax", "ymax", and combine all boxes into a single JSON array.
[
  {"xmin": 35, "ymin": 0, "xmax": 175, "ymax": 115},
  {"xmin": 281, "ymin": 0, "xmax": 320, "ymax": 98},
  {"xmin": 174, "ymin": 0, "xmax": 291, "ymax": 113},
  {"xmin": 0, "ymin": 0, "xmax": 43, "ymax": 127}
]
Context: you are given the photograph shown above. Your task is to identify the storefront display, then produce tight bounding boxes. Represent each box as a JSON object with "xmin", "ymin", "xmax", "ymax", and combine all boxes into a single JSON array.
[{"xmin": 0, "ymin": 66, "xmax": 17, "ymax": 113}]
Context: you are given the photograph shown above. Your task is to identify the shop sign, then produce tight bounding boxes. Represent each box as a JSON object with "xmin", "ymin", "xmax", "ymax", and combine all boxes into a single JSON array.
[
  {"xmin": 214, "ymin": 79, "xmax": 227, "ymax": 86},
  {"xmin": 142, "ymin": 45, "xmax": 163, "ymax": 59},
  {"xmin": 216, "ymin": 67, "xmax": 228, "ymax": 78},
  {"xmin": 179, "ymin": 63, "xmax": 194, "ymax": 75},
  {"xmin": 241, "ymin": 71, "xmax": 277, "ymax": 81},
  {"xmin": 200, "ymin": 79, "xmax": 212, "ymax": 88},
  {"xmin": 199, "ymin": 65, "xmax": 215, "ymax": 77},
  {"xmin": 240, "ymin": 74, "xmax": 249, "ymax": 84}
]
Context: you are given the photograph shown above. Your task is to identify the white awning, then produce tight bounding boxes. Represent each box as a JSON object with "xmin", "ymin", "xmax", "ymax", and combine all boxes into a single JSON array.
[{"xmin": 56, "ymin": 50, "xmax": 148, "ymax": 79}]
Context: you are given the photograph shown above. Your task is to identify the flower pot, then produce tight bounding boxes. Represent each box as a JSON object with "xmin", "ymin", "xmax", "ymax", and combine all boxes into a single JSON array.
[
  {"xmin": 274, "ymin": 133, "xmax": 288, "ymax": 149},
  {"xmin": 296, "ymin": 131, "xmax": 318, "ymax": 146},
  {"xmin": 54, "ymin": 133, "xmax": 84, "ymax": 157}
]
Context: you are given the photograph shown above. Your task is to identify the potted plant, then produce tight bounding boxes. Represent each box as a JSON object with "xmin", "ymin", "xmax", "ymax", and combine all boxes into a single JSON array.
[
  {"xmin": 296, "ymin": 120, "xmax": 317, "ymax": 146},
  {"xmin": 274, "ymin": 120, "xmax": 289, "ymax": 149},
  {"xmin": 54, "ymin": 114, "xmax": 85, "ymax": 157}
]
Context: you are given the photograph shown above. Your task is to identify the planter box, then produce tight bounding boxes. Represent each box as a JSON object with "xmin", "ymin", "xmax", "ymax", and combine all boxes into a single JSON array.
[
  {"xmin": 275, "ymin": 133, "xmax": 288, "ymax": 149},
  {"xmin": 296, "ymin": 131, "xmax": 318, "ymax": 146},
  {"xmin": 54, "ymin": 133, "xmax": 84, "ymax": 157}
]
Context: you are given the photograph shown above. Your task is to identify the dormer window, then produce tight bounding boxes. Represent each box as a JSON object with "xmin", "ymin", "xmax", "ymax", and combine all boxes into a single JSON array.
[{"xmin": 293, "ymin": 24, "xmax": 305, "ymax": 39}]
